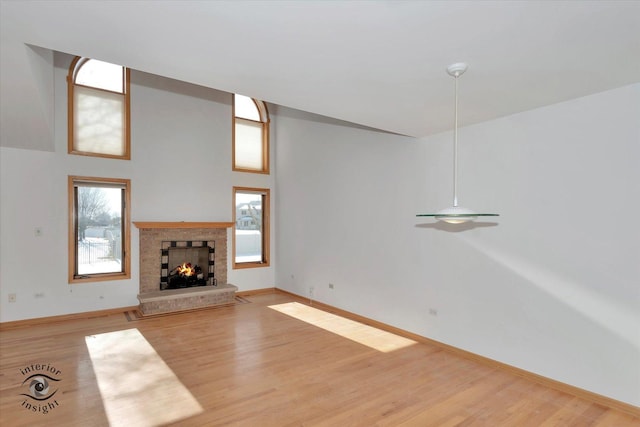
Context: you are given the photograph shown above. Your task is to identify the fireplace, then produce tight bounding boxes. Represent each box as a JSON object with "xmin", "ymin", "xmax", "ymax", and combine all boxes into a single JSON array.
[
  {"xmin": 134, "ymin": 222, "xmax": 237, "ymax": 315},
  {"xmin": 161, "ymin": 241, "xmax": 215, "ymax": 290}
]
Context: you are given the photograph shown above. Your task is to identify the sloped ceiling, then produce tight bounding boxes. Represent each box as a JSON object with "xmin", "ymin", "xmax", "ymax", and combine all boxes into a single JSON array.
[{"xmin": 1, "ymin": 0, "xmax": 639, "ymax": 151}]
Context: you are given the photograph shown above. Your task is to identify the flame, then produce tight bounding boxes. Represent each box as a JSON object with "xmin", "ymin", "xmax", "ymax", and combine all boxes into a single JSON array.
[{"xmin": 176, "ymin": 262, "xmax": 194, "ymax": 277}]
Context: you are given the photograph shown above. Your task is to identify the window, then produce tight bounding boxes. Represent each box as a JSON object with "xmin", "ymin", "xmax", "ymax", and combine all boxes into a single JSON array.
[
  {"xmin": 68, "ymin": 57, "xmax": 130, "ymax": 159},
  {"xmin": 233, "ymin": 187, "xmax": 270, "ymax": 268},
  {"xmin": 233, "ymin": 94, "xmax": 269, "ymax": 173},
  {"xmin": 69, "ymin": 176, "xmax": 131, "ymax": 283}
]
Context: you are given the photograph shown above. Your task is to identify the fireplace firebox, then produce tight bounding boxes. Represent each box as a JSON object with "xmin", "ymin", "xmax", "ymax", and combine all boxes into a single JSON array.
[{"xmin": 160, "ymin": 241, "xmax": 216, "ymax": 290}]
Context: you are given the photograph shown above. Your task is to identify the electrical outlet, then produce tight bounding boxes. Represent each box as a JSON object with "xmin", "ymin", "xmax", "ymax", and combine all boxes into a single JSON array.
[
  {"xmin": 309, "ymin": 286, "xmax": 315, "ymax": 297},
  {"xmin": 329, "ymin": 283, "xmax": 334, "ymax": 289},
  {"xmin": 8, "ymin": 293, "xmax": 17, "ymax": 303}
]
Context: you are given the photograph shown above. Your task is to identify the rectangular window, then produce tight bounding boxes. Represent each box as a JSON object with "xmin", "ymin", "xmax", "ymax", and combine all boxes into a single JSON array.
[
  {"xmin": 69, "ymin": 176, "xmax": 131, "ymax": 283},
  {"xmin": 233, "ymin": 187, "xmax": 270, "ymax": 269}
]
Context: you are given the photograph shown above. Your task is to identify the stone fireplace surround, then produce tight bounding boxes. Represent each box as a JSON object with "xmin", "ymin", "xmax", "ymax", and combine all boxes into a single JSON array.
[{"xmin": 134, "ymin": 222, "xmax": 237, "ymax": 315}]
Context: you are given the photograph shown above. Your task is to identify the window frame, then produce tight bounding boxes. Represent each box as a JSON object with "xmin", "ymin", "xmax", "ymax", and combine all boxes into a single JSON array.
[
  {"xmin": 232, "ymin": 186, "xmax": 270, "ymax": 269},
  {"xmin": 68, "ymin": 176, "xmax": 131, "ymax": 284},
  {"xmin": 67, "ymin": 56, "xmax": 131, "ymax": 160},
  {"xmin": 232, "ymin": 95, "xmax": 270, "ymax": 174}
]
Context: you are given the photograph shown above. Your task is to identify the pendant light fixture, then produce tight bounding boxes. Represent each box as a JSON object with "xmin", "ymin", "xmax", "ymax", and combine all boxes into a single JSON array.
[{"xmin": 417, "ymin": 63, "xmax": 499, "ymax": 224}]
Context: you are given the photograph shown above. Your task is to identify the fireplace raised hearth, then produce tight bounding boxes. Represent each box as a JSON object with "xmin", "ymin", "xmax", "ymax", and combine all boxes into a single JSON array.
[{"xmin": 134, "ymin": 222, "xmax": 237, "ymax": 315}]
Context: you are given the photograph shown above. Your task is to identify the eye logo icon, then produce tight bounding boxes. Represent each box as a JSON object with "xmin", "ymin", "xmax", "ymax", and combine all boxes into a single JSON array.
[
  {"xmin": 18, "ymin": 363, "xmax": 62, "ymax": 414},
  {"xmin": 21, "ymin": 374, "xmax": 59, "ymax": 401}
]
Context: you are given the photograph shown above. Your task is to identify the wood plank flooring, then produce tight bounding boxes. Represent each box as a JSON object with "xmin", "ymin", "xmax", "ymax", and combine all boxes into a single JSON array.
[{"xmin": 1, "ymin": 292, "xmax": 638, "ymax": 426}]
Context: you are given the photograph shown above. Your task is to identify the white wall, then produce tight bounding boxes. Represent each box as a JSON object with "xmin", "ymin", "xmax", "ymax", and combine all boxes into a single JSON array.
[
  {"xmin": 273, "ymin": 84, "xmax": 640, "ymax": 406},
  {"xmin": 0, "ymin": 53, "xmax": 275, "ymax": 322}
]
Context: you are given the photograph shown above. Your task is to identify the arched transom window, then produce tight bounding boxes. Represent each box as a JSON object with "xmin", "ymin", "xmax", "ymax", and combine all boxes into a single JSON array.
[
  {"xmin": 233, "ymin": 94, "xmax": 269, "ymax": 173},
  {"xmin": 68, "ymin": 57, "xmax": 130, "ymax": 159}
]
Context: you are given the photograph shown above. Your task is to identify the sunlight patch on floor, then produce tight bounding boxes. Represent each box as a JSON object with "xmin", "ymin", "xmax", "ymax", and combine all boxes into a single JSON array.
[
  {"xmin": 85, "ymin": 328, "xmax": 203, "ymax": 426},
  {"xmin": 269, "ymin": 302, "xmax": 416, "ymax": 353}
]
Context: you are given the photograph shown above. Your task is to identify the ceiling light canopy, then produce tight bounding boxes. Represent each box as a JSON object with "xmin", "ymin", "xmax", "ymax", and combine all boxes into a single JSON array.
[{"xmin": 417, "ymin": 63, "xmax": 499, "ymax": 224}]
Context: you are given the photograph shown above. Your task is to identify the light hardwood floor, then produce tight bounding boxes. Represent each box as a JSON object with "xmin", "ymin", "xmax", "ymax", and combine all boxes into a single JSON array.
[{"xmin": 1, "ymin": 292, "xmax": 638, "ymax": 426}]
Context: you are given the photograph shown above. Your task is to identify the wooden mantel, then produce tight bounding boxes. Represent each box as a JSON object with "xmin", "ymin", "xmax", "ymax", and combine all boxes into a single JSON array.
[{"xmin": 133, "ymin": 221, "xmax": 234, "ymax": 229}]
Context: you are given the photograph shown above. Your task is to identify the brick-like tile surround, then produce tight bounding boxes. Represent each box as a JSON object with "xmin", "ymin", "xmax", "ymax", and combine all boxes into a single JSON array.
[{"xmin": 135, "ymin": 224, "xmax": 234, "ymax": 315}]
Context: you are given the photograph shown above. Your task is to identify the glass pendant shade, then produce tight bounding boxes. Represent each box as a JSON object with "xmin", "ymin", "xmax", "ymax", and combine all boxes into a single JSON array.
[
  {"xmin": 417, "ymin": 206, "xmax": 498, "ymax": 224},
  {"xmin": 417, "ymin": 62, "xmax": 498, "ymax": 224}
]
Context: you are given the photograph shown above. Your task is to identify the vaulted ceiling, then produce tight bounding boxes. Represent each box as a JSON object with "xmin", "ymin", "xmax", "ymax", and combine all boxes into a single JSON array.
[{"xmin": 1, "ymin": 1, "xmax": 639, "ymax": 151}]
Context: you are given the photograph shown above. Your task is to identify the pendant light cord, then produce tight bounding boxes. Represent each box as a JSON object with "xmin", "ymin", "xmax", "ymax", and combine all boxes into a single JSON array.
[
  {"xmin": 453, "ymin": 73, "xmax": 459, "ymax": 208},
  {"xmin": 416, "ymin": 62, "xmax": 498, "ymax": 222}
]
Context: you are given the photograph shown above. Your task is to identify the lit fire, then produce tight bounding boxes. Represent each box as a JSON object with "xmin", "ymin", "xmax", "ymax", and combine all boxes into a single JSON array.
[{"xmin": 176, "ymin": 262, "xmax": 195, "ymax": 277}]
